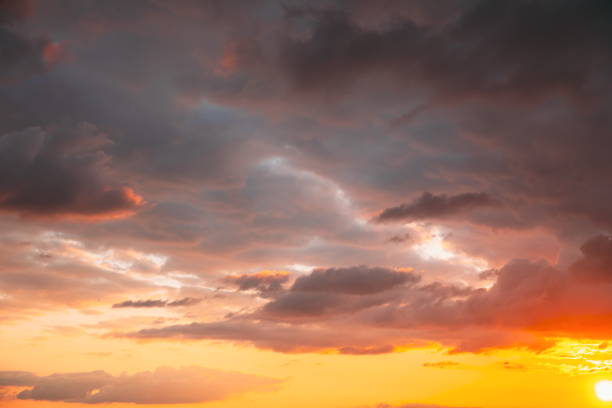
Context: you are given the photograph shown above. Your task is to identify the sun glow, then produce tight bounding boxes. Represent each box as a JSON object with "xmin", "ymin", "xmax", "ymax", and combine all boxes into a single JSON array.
[{"xmin": 595, "ymin": 380, "xmax": 612, "ymax": 402}]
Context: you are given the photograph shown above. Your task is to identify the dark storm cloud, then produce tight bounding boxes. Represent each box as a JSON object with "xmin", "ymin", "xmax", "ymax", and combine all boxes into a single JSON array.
[
  {"xmin": 280, "ymin": 0, "xmax": 612, "ymax": 104},
  {"xmin": 1, "ymin": 0, "xmax": 610, "ymax": 236},
  {"xmin": 267, "ymin": 0, "xmax": 612, "ymax": 237},
  {"xmin": 0, "ymin": 124, "xmax": 143, "ymax": 219},
  {"xmin": 374, "ymin": 192, "xmax": 499, "ymax": 223},
  {"xmin": 0, "ymin": 367, "xmax": 276, "ymax": 404},
  {"xmin": 112, "ymin": 297, "xmax": 202, "ymax": 308}
]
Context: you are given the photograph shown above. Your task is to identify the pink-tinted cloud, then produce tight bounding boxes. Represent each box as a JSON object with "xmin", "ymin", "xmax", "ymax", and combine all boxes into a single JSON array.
[{"xmin": 119, "ymin": 236, "xmax": 612, "ymax": 353}]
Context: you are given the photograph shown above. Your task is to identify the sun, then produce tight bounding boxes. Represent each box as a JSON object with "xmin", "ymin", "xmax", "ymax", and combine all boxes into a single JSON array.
[{"xmin": 596, "ymin": 380, "xmax": 612, "ymax": 402}]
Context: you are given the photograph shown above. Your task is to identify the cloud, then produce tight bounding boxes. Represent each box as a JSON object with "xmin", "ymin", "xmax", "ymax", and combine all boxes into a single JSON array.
[
  {"xmin": 338, "ymin": 345, "xmax": 396, "ymax": 355},
  {"xmin": 256, "ymin": 266, "xmax": 420, "ymax": 320},
  {"xmin": 17, "ymin": 371, "xmax": 113, "ymax": 403},
  {"xmin": 0, "ymin": 0, "xmax": 33, "ymax": 24},
  {"xmin": 118, "ymin": 235, "xmax": 612, "ymax": 353},
  {"xmin": 0, "ymin": 367, "xmax": 277, "ymax": 404},
  {"xmin": 116, "ymin": 318, "xmax": 411, "ymax": 355},
  {"xmin": 0, "ymin": 0, "xmax": 63, "ymax": 83},
  {"xmin": 0, "ymin": 3, "xmax": 612, "ymax": 396},
  {"xmin": 112, "ymin": 297, "xmax": 202, "ymax": 308},
  {"xmin": 223, "ymin": 270, "xmax": 290, "ymax": 295},
  {"xmin": 569, "ymin": 235, "xmax": 612, "ymax": 283},
  {"xmin": 112, "ymin": 299, "xmax": 165, "ymax": 308},
  {"xmin": 0, "ymin": 371, "xmax": 38, "ymax": 386},
  {"xmin": 166, "ymin": 297, "xmax": 203, "ymax": 307},
  {"xmin": 279, "ymin": 1, "xmax": 612, "ymax": 106},
  {"xmin": 374, "ymin": 192, "xmax": 499, "ymax": 223},
  {"xmin": 290, "ymin": 266, "xmax": 419, "ymax": 295},
  {"xmin": 0, "ymin": 124, "xmax": 143, "ymax": 220},
  {"xmin": 0, "ymin": 232, "xmax": 161, "ymax": 321}
]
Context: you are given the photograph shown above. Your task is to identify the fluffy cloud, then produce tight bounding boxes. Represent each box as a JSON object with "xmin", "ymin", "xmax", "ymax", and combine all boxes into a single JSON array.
[
  {"xmin": 0, "ymin": 124, "xmax": 143, "ymax": 220},
  {"xmin": 0, "ymin": 367, "xmax": 277, "ymax": 404}
]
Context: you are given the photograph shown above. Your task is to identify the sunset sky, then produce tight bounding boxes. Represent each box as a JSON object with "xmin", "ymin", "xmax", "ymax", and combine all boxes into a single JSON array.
[{"xmin": 1, "ymin": 1, "xmax": 612, "ymax": 407}]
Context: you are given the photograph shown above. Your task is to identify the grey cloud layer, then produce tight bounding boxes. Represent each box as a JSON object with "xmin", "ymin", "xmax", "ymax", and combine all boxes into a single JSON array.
[
  {"xmin": 0, "ymin": 0, "xmax": 609, "ymax": 258},
  {"xmin": 1, "ymin": 0, "xmax": 612, "ymax": 367}
]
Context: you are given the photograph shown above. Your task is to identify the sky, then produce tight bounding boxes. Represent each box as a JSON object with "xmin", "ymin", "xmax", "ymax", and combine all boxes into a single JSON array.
[{"xmin": 1, "ymin": 0, "xmax": 612, "ymax": 407}]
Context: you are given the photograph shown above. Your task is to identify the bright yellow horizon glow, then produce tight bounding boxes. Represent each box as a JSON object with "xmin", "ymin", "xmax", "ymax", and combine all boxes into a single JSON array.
[{"xmin": 596, "ymin": 380, "xmax": 612, "ymax": 402}]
